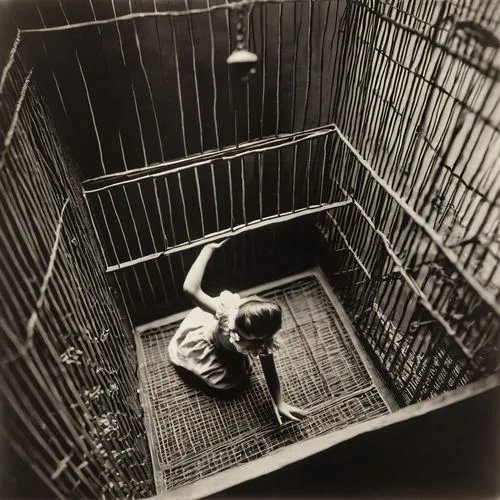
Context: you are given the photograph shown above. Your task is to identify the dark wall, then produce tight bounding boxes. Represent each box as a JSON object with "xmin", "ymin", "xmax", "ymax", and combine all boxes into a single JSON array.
[
  {"xmin": 118, "ymin": 216, "xmax": 321, "ymax": 325},
  {"xmin": 8, "ymin": 0, "xmax": 344, "ymax": 179},
  {"xmin": 212, "ymin": 386, "xmax": 500, "ymax": 499}
]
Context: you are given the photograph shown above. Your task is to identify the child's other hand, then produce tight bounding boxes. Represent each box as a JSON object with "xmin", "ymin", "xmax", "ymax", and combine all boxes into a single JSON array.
[
  {"xmin": 205, "ymin": 238, "xmax": 230, "ymax": 250},
  {"xmin": 277, "ymin": 401, "xmax": 308, "ymax": 422}
]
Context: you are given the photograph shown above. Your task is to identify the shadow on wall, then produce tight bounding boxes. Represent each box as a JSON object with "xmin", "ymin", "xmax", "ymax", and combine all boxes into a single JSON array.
[{"xmin": 118, "ymin": 217, "xmax": 320, "ymax": 325}]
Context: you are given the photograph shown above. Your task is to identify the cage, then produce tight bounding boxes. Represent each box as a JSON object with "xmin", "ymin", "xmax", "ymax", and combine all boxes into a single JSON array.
[{"xmin": 0, "ymin": 0, "xmax": 499, "ymax": 498}]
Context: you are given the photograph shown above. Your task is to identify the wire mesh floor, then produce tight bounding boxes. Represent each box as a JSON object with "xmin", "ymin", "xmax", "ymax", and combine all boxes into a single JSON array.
[{"xmin": 137, "ymin": 273, "xmax": 391, "ymax": 493}]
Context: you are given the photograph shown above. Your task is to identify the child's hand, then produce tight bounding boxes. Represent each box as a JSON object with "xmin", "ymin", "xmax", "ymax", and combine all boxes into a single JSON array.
[
  {"xmin": 205, "ymin": 238, "xmax": 230, "ymax": 250},
  {"xmin": 276, "ymin": 401, "xmax": 308, "ymax": 422}
]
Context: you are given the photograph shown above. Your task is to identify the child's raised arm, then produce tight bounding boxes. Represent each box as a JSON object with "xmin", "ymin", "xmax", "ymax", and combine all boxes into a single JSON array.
[
  {"xmin": 183, "ymin": 240, "xmax": 228, "ymax": 315},
  {"xmin": 259, "ymin": 354, "xmax": 308, "ymax": 423}
]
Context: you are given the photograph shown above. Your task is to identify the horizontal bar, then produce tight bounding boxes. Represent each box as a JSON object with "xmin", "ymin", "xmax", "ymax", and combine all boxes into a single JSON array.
[
  {"xmin": 105, "ymin": 200, "xmax": 352, "ymax": 272},
  {"xmin": 323, "ymin": 212, "xmax": 372, "ymax": 279},
  {"xmin": 0, "ymin": 69, "xmax": 33, "ymax": 170},
  {"xmin": 83, "ymin": 124, "xmax": 337, "ymax": 192},
  {"xmin": 84, "ymin": 157, "xmax": 213, "ymax": 194},
  {"xmin": 84, "ymin": 138, "xmax": 272, "ymax": 188},
  {"xmin": 221, "ymin": 129, "xmax": 334, "ymax": 161},
  {"xmin": 330, "ymin": 191, "xmax": 474, "ymax": 361},
  {"xmin": 0, "ymin": 30, "xmax": 21, "ymax": 94},
  {"xmin": 20, "ymin": 0, "xmax": 333, "ymax": 34}
]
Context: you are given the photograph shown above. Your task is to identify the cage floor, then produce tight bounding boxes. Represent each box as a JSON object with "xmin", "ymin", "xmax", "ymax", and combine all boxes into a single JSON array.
[{"xmin": 136, "ymin": 272, "xmax": 392, "ymax": 494}]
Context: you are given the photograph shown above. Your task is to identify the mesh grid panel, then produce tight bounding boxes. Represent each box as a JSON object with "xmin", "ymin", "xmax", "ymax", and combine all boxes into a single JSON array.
[{"xmin": 138, "ymin": 275, "xmax": 390, "ymax": 492}]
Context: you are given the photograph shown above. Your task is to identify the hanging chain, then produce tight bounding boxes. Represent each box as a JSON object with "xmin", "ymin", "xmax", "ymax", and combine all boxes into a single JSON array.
[{"xmin": 235, "ymin": 6, "xmax": 246, "ymax": 51}]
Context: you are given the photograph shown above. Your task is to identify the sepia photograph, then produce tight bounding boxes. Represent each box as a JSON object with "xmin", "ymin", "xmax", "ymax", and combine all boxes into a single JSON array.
[{"xmin": 0, "ymin": 0, "xmax": 499, "ymax": 498}]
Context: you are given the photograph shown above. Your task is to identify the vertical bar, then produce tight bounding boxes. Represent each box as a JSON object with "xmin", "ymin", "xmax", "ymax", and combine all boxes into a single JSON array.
[
  {"xmin": 57, "ymin": 0, "xmax": 70, "ymax": 23},
  {"xmin": 210, "ymin": 163, "xmax": 220, "ymax": 232},
  {"xmin": 224, "ymin": 0, "xmax": 236, "ymax": 146},
  {"xmin": 108, "ymin": 190, "xmax": 134, "ymax": 260},
  {"xmin": 83, "ymin": 192, "xmax": 109, "ymax": 269},
  {"xmin": 133, "ymin": 20, "xmax": 165, "ymax": 161},
  {"xmin": 260, "ymin": 4, "xmax": 267, "ymax": 137},
  {"xmin": 327, "ymin": 134, "xmax": 340, "ymax": 203},
  {"xmin": 177, "ymin": 172, "xmax": 191, "ymax": 243},
  {"xmin": 153, "ymin": 257, "xmax": 169, "ymax": 310},
  {"xmin": 306, "ymin": 139, "xmax": 312, "ymax": 207},
  {"xmin": 118, "ymin": 130, "xmax": 127, "ymax": 170},
  {"xmin": 230, "ymin": 72, "xmax": 239, "ymax": 148},
  {"xmin": 194, "ymin": 166, "xmax": 206, "ymax": 237},
  {"xmin": 291, "ymin": 1, "xmax": 302, "ymax": 132},
  {"xmin": 301, "ymin": 0, "xmax": 313, "ymax": 131},
  {"xmin": 33, "ymin": 10, "xmax": 70, "ymax": 123},
  {"xmin": 164, "ymin": 176, "xmax": 178, "ymax": 245},
  {"xmin": 137, "ymin": 183, "xmax": 158, "ymax": 253},
  {"xmin": 111, "ymin": 270, "xmax": 135, "ymax": 323},
  {"xmin": 170, "ymin": 15, "xmax": 188, "ymax": 157},
  {"xmin": 246, "ymin": 81, "xmax": 251, "ymax": 142},
  {"xmin": 122, "ymin": 185, "xmax": 154, "ymax": 297},
  {"xmin": 102, "ymin": 192, "xmax": 137, "ymax": 310},
  {"xmin": 276, "ymin": 2, "xmax": 282, "ymax": 135},
  {"xmin": 153, "ymin": 177, "xmax": 168, "ymax": 247},
  {"xmin": 153, "ymin": 4, "xmax": 173, "ymax": 158},
  {"xmin": 325, "ymin": 0, "xmax": 340, "ymax": 124},
  {"xmin": 110, "ymin": 0, "xmax": 149, "ymax": 167},
  {"xmin": 165, "ymin": 253, "xmax": 178, "ymax": 292},
  {"xmin": 277, "ymin": 148, "xmax": 281, "ymax": 214},
  {"xmin": 240, "ymin": 157, "xmax": 247, "ymax": 225},
  {"xmin": 258, "ymin": 152, "xmax": 263, "ymax": 220},
  {"xmin": 317, "ymin": 0, "xmax": 332, "ymax": 126},
  {"xmin": 292, "ymin": 143, "xmax": 298, "ymax": 212},
  {"xmin": 319, "ymin": 134, "xmax": 329, "ymax": 204},
  {"xmin": 228, "ymin": 161, "xmax": 234, "ymax": 230},
  {"xmin": 96, "ymin": 192, "xmax": 120, "ymax": 265},
  {"xmin": 131, "ymin": 83, "xmax": 148, "ymax": 165},
  {"xmin": 183, "ymin": 0, "xmax": 204, "ymax": 151},
  {"xmin": 110, "ymin": 0, "xmax": 127, "ymax": 63},
  {"xmin": 76, "ymin": 50, "xmax": 106, "ymax": 174},
  {"xmin": 206, "ymin": 0, "xmax": 220, "ymax": 149}
]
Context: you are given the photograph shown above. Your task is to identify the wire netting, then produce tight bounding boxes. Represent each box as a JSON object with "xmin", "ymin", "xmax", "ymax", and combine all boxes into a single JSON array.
[
  {"xmin": 316, "ymin": 0, "xmax": 500, "ymax": 405},
  {"xmin": 84, "ymin": 128, "xmax": 346, "ymax": 272},
  {"xmin": 137, "ymin": 275, "xmax": 390, "ymax": 491},
  {"xmin": 0, "ymin": 34, "xmax": 154, "ymax": 500},
  {"xmin": 1, "ymin": 0, "xmax": 499, "ymax": 496}
]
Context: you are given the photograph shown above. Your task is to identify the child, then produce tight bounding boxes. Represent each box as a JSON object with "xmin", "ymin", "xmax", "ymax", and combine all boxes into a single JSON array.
[{"xmin": 168, "ymin": 240, "xmax": 307, "ymax": 423}]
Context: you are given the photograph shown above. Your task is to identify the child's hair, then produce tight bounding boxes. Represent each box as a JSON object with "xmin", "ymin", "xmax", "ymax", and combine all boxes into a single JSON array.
[{"xmin": 235, "ymin": 299, "xmax": 282, "ymax": 340}]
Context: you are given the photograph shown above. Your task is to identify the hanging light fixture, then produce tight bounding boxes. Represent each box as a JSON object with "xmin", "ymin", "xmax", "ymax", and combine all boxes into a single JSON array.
[{"xmin": 227, "ymin": 4, "xmax": 258, "ymax": 82}]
